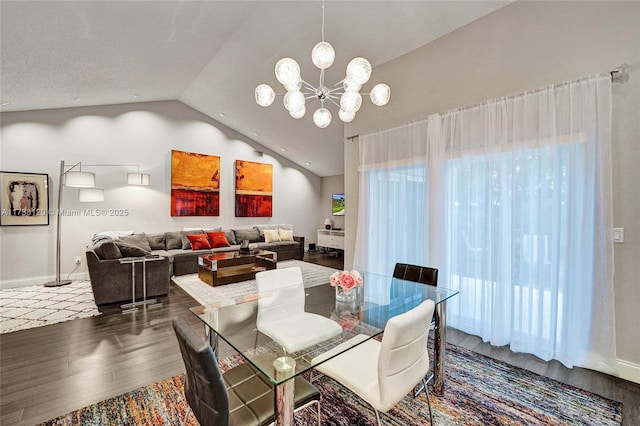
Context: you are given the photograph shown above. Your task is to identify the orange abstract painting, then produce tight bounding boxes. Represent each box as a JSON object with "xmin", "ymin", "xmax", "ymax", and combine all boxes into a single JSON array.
[
  {"xmin": 171, "ymin": 150, "xmax": 220, "ymax": 216},
  {"xmin": 235, "ymin": 160, "xmax": 272, "ymax": 217}
]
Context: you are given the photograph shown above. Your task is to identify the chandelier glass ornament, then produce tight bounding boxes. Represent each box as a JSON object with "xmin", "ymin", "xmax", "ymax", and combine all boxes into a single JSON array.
[{"xmin": 255, "ymin": 1, "xmax": 390, "ymax": 128}]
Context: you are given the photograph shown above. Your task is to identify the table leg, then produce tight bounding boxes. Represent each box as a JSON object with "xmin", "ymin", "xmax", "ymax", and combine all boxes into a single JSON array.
[
  {"xmin": 274, "ymin": 357, "xmax": 296, "ymax": 426},
  {"xmin": 433, "ymin": 301, "xmax": 447, "ymax": 396},
  {"xmin": 121, "ymin": 263, "xmax": 139, "ymax": 314}
]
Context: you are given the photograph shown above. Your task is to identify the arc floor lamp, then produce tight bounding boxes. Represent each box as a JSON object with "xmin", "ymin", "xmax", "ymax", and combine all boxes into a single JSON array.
[{"xmin": 44, "ymin": 160, "xmax": 101, "ymax": 287}]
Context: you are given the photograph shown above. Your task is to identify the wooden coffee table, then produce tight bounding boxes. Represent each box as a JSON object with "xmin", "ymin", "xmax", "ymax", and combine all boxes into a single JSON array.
[{"xmin": 197, "ymin": 250, "xmax": 277, "ymax": 287}]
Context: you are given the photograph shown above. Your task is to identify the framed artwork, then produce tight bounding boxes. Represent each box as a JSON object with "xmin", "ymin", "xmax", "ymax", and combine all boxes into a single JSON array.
[
  {"xmin": 0, "ymin": 171, "xmax": 49, "ymax": 226},
  {"xmin": 332, "ymin": 193, "xmax": 345, "ymax": 216},
  {"xmin": 171, "ymin": 150, "xmax": 220, "ymax": 216},
  {"xmin": 235, "ymin": 160, "xmax": 272, "ymax": 217}
]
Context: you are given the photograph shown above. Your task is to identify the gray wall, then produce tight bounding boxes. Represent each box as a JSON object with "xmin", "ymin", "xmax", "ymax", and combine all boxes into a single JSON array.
[
  {"xmin": 0, "ymin": 100, "xmax": 322, "ymax": 288},
  {"xmin": 345, "ymin": 1, "xmax": 640, "ymax": 376}
]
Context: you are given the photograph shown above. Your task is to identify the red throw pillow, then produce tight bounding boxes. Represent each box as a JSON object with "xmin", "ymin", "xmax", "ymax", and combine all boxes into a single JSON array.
[
  {"xmin": 186, "ymin": 234, "xmax": 211, "ymax": 250},
  {"xmin": 207, "ymin": 231, "xmax": 230, "ymax": 248}
]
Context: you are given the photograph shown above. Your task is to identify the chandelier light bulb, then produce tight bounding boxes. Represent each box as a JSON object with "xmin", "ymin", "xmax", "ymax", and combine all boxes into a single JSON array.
[
  {"xmin": 313, "ymin": 107, "xmax": 332, "ymax": 128},
  {"xmin": 340, "ymin": 90, "xmax": 362, "ymax": 114},
  {"xmin": 275, "ymin": 58, "xmax": 301, "ymax": 86},
  {"xmin": 346, "ymin": 57, "xmax": 372, "ymax": 85},
  {"xmin": 290, "ymin": 106, "xmax": 306, "ymax": 119},
  {"xmin": 283, "ymin": 90, "xmax": 305, "ymax": 113},
  {"xmin": 339, "ymin": 108, "xmax": 356, "ymax": 123},
  {"xmin": 343, "ymin": 78, "xmax": 362, "ymax": 92},
  {"xmin": 283, "ymin": 80, "xmax": 302, "ymax": 92},
  {"xmin": 370, "ymin": 83, "xmax": 391, "ymax": 106},
  {"xmin": 311, "ymin": 41, "xmax": 335, "ymax": 69},
  {"xmin": 255, "ymin": 84, "xmax": 275, "ymax": 107}
]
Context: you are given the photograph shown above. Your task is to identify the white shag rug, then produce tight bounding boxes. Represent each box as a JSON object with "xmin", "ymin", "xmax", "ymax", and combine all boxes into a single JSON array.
[
  {"xmin": 0, "ymin": 280, "xmax": 101, "ymax": 334},
  {"xmin": 172, "ymin": 260, "xmax": 338, "ymax": 306}
]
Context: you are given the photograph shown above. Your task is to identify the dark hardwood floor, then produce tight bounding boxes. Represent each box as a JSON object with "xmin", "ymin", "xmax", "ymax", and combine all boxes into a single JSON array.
[{"xmin": 2, "ymin": 253, "xmax": 638, "ymax": 425}]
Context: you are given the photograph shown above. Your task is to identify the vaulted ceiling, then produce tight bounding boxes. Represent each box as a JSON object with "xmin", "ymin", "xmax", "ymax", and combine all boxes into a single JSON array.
[{"xmin": 1, "ymin": 1, "xmax": 510, "ymax": 176}]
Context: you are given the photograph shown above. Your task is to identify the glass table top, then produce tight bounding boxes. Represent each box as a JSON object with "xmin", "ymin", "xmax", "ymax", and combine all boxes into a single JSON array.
[{"xmin": 190, "ymin": 271, "xmax": 459, "ymax": 385}]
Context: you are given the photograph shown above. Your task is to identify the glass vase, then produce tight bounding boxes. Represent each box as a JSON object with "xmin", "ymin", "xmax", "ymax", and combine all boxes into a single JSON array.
[{"xmin": 335, "ymin": 285, "xmax": 356, "ymax": 302}]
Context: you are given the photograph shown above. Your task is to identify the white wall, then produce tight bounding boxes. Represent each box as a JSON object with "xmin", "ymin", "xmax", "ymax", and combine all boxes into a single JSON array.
[
  {"xmin": 0, "ymin": 100, "xmax": 322, "ymax": 288},
  {"xmin": 345, "ymin": 1, "xmax": 640, "ymax": 374}
]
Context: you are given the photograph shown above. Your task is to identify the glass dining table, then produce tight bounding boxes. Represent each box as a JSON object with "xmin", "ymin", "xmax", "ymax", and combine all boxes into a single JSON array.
[{"xmin": 190, "ymin": 271, "xmax": 459, "ymax": 426}]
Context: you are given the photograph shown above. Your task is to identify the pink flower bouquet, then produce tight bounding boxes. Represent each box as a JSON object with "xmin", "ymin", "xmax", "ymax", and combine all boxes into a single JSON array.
[{"xmin": 330, "ymin": 270, "xmax": 363, "ymax": 294}]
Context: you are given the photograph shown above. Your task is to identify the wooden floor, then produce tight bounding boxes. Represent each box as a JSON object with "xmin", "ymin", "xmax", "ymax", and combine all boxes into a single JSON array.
[{"xmin": 1, "ymin": 253, "xmax": 638, "ymax": 425}]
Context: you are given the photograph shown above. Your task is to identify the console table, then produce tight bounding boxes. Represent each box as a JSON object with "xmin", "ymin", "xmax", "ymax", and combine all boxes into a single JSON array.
[{"xmin": 317, "ymin": 229, "xmax": 345, "ymax": 250}]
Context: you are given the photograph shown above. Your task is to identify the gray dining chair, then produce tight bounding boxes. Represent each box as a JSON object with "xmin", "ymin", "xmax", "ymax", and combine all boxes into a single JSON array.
[
  {"xmin": 311, "ymin": 299, "xmax": 436, "ymax": 426},
  {"xmin": 172, "ymin": 316, "xmax": 321, "ymax": 426}
]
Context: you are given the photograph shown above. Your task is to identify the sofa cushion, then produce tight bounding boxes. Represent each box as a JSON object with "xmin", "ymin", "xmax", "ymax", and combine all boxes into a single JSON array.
[
  {"xmin": 147, "ymin": 233, "xmax": 165, "ymax": 250},
  {"xmin": 224, "ymin": 229, "xmax": 237, "ymax": 245},
  {"xmin": 182, "ymin": 229, "xmax": 205, "ymax": 249},
  {"xmin": 165, "ymin": 231, "xmax": 182, "ymax": 250},
  {"xmin": 93, "ymin": 237, "xmax": 122, "ymax": 260},
  {"xmin": 254, "ymin": 224, "xmax": 293, "ymax": 237},
  {"xmin": 96, "ymin": 230, "xmax": 134, "ymax": 239},
  {"xmin": 264, "ymin": 229, "xmax": 281, "ymax": 243},
  {"xmin": 233, "ymin": 228, "xmax": 261, "ymax": 243},
  {"xmin": 207, "ymin": 231, "xmax": 230, "ymax": 248},
  {"xmin": 278, "ymin": 228, "xmax": 294, "ymax": 242},
  {"xmin": 114, "ymin": 239, "xmax": 151, "ymax": 257},
  {"xmin": 120, "ymin": 233, "xmax": 152, "ymax": 252},
  {"xmin": 187, "ymin": 234, "xmax": 211, "ymax": 250}
]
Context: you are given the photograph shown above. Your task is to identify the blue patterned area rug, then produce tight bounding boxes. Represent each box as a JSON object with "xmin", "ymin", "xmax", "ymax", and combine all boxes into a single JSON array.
[{"xmin": 39, "ymin": 343, "xmax": 621, "ymax": 425}]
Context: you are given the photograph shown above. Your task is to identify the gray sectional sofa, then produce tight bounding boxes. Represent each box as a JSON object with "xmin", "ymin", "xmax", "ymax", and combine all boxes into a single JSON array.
[{"xmin": 85, "ymin": 224, "xmax": 305, "ymax": 306}]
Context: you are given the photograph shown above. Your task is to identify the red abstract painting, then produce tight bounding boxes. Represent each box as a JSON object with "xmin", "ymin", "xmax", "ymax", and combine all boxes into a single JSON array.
[
  {"xmin": 235, "ymin": 160, "xmax": 272, "ymax": 217},
  {"xmin": 171, "ymin": 150, "xmax": 220, "ymax": 216}
]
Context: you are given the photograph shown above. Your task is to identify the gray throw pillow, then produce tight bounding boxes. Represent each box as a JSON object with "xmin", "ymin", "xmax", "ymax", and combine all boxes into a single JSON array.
[
  {"xmin": 120, "ymin": 233, "xmax": 152, "ymax": 252},
  {"xmin": 181, "ymin": 229, "xmax": 204, "ymax": 250},
  {"xmin": 93, "ymin": 238, "xmax": 122, "ymax": 260},
  {"xmin": 114, "ymin": 239, "xmax": 151, "ymax": 257},
  {"xmin": 146, "ymin": 233, "xmax": 165, "ymax": 250},
  {"xmin": 233, "ymin": 228, "xmax": 261, "ymax": 243},
  {"xmin": 224, "ymin": 229, "xmax": 237, "ymax": 245},
  {"xmin": 164, "ymin": 231, "xmax": 182, "ymax": 250}
]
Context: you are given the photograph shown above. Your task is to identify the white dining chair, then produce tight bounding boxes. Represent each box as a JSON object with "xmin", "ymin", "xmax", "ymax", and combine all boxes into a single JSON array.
[
  {"xmin": 311, "ymin": 299, "xmax": 436, "ymax": 425},
  {"xmin": 255, "ymin": 266, "xmax": 343, "ymax": 353}
]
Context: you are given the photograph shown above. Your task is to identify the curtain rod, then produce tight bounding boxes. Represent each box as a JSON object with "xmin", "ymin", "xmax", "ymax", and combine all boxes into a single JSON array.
[{"xmin": 360, "ymin": 65, "xmax": 629, "ymax": 139}]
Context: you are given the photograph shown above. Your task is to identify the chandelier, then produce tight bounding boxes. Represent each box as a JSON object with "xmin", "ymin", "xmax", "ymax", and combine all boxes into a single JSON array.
[{"xmin": 254, "ymin": 1, "xmax": 390, "ymax": 129}]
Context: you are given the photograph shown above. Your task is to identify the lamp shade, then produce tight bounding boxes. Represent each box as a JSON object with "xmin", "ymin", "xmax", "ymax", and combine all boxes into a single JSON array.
[
  {"xmin": 127, "ymin": 173, "xmax": 150, "ymax": 185},
  {"xmin": 78, "ymin": 188, "xmax": 104, "ymax": 202},
  {"xmin": 64, "ymin": 171, "xmax": 95, "ymax": 188}
]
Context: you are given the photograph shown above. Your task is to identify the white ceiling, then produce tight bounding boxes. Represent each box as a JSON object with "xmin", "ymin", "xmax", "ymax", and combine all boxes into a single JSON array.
[{"xmin": 0, "ymin": 1, "xmax": 511, "ymax": 176}]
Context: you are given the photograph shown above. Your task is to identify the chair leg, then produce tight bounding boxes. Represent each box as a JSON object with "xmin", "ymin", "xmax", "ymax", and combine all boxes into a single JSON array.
[
  {"xmin": 374, "ymin": 408, "xmax": 381, "ymax": 425},
  {"xmin": 316, "ymin": 399, "xmax": 321, "ymax": 426},
  {"xmin": 424, "ymin": 378, "xmax": 434, "ymax": 426}
]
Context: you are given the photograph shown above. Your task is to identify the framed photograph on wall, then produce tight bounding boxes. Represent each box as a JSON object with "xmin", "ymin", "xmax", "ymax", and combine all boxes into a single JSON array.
[{"xmin": 0, "ymin": 171, "xmax": 49, "ymax": 226}]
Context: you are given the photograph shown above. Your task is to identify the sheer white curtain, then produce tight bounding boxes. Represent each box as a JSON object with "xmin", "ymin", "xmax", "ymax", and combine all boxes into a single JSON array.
[{"xmin": 354, "ymin": 74, "xmax": 617, "ymax": 373}]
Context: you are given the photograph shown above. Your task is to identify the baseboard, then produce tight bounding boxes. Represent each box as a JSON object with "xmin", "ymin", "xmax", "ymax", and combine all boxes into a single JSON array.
[
  {"xmin": 617, "ymin": 358, "xmax": 640, "ymax": 384},
  {"xmin": 1, "ymin": 272, "xmax": 89, "ymax": 289}
]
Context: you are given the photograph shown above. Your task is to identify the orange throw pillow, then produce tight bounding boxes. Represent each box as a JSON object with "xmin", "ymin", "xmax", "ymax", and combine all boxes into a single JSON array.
[
  {"xmin": 207, "ymin": 231, "xmax": 230, "ymax": 248},
  {"xmin": 186, "ymin": 234, "xmax": 211, "ymax": 250}
]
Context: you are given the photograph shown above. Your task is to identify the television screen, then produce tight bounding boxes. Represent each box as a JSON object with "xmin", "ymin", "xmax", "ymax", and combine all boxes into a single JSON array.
[{"xmin": 332, "ymin": 193, "xmax": 345, "ymax": 216}]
